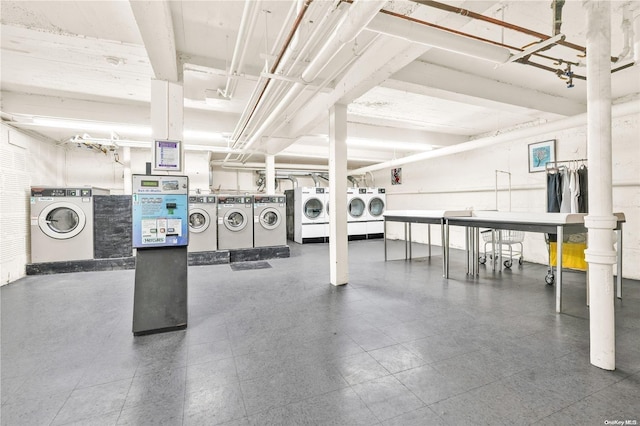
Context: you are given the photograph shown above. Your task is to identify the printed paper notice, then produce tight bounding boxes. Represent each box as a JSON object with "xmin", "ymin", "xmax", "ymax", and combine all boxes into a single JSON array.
[
  {"xmin": 154, "ymin": 140, "xmax": 181, "ymax": 171},
  {"xmin": 141, "ymin": 218, "xmax": 166, "ymax": 244}
]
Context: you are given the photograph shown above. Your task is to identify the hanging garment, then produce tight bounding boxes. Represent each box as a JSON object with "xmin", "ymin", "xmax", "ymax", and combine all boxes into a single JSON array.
[
  {"xmin": 547, "ymin": 172, "xmax": 562, "ymax": 213},
  {"xmin": 559, "ymin": 168, "xmax": 572, "ymax": 213},
  {"xmin": 569, "ymin": 170, "xmax": 580, "ymax": 213},
  {"xmin": 577, "ymin": 165, "xmax": 588, "ymax": 213}
]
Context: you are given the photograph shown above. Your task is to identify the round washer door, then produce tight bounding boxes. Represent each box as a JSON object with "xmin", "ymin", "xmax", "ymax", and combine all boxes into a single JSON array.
[
  {"xmin": 224, "ymin": 209, "xmax": 248, "ymax": 232},
  {"xmin": 259, "ymin": 208, "xmax": 281, "ymax": 230},
  {"xmin": 303, "ymin": 198, "xmax": 323, "ymax": 220},
  {"xmin": 189, "ymin": 208, "xmax": 210, "ymax": 233},
  {"xmin": 38, "ymin": 202, "xmax": 86, "ymax": 239},
  {"xmin": 369, "ymin": 197, "xmax": 385, "ymax": 218},
  {"xmin": 348, "ymin": 197, "xmax": 365, "ymax": 218}
]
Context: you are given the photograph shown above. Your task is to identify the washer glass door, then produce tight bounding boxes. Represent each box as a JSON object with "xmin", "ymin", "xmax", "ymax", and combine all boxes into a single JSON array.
[
  {"xmin": 38, "ymin": 202, "xmax": 87, "ymax": 239},
  {"xmin": 260, "ymin": 208, "xmax": 281, "ymax": 230},
  {"xmin": 348, "ymin": 198, "xmax": 365, "ymax": 219},
  {"xmin": 369, "ymin": 197, "xmax": 385, "ymax": 218},
  {"xmin": 224, "ymin": 209, "xmax": 248, "ymax": 231},
  {"xmin": 303, "ymin": 198, "xmax": 323, "ymax": 220},
  {"xmin": 189, "ymin": 209, "xmax": 210, "ymax": 233}
]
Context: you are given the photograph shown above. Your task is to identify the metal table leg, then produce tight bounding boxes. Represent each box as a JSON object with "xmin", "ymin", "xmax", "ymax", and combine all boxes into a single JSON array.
[
  {"xmin": 408, "ymin": 223, "xmax": 412, "ymax": 260},
  {"xmin": 444, "ymin": 222, "xmax": 450, "ymax": 278},
  {"xmin": 440, "ymin": 220, "xmax": 446, "ymax": 278},
  {"xmin": 465, "ymin": 227, "xmax": 470, "ymax": 275},
  {"xmin": 475, "ymin": 227, "xmax": 480, "ymax": 276},
  {"xmin": 556, "ymin": 225, "xmax": 563, "ymax": 313},
  {"xmin": 428, "ymin": 224, "xmax": 432, "ymax": 258},
  {"xmin": 617, "ymin": 226, "xmax": 623, "ymax": 299},
  {"xmin": 384, "ymin": 219, "xmax": 387, "ymax": 261},
  {"xmin": 404, "ymin": 222, "xmax": 408, "ymax": 260}
]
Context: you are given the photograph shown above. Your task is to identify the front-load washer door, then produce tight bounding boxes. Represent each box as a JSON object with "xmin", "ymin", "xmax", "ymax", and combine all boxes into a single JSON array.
[
  {"xmin": 259, "ymin": 208, "xmax": 281, "ymax": 230},
  {"xmin": 303, "ymin": 198, "xmax": 323, "ymax": 221},
  {"xmin": 368, "ymin": 197, "xmax": 385, "ymax": 218},
  {"xmin": 38, "ymin": 202, "xmax": 86, "ymax": 239},
  {"xmin": 189, "ymin": 208, "xmax": 210, "ymax": 233},
  {"xmin": 348, "ymin": 197, "xmax": 365, "ymax": 219},
  {"xmin": 224, "ymin": 209, "xmax": 248, "ymax": 232}
]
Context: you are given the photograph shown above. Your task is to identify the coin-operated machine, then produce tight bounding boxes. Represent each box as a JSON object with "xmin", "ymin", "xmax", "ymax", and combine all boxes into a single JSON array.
[{"xmin": 131, "ymin": 175, "xmax": 189, "ymax": 335}]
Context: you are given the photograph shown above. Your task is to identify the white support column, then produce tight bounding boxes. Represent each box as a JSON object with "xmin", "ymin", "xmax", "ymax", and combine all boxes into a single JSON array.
[
  {"xmin": 151, "ymin": 79, "xmax": 184, "ymax": 172},
  {"xmin": 265, "ymin": 154, "xmax": 275, "ymax": 194},
  {"xmin": 329, "ymin": 104, "xmax": 348, "ymax": 286},
  {"xmin": 583, "ymin": 0, "xmax": 617, "ymax": 371},
  {"xmin": 123, "ymin": 147, "xmax": 132, "ymax": 195}
]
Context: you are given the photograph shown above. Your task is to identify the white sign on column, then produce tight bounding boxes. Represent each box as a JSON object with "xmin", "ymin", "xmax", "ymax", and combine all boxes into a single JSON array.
[{"xmin": 151, "ymin": 79, "xmax": 184, "ymax": 173}]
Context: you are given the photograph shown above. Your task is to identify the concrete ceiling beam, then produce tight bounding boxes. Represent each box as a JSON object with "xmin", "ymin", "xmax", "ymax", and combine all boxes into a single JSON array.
[
  {"xmin": 387, "ymin": 61, "xmax": 587, "ymax": 117},
  {"xmin": 129, "ymin": 0, "xmax": 179, "ymax": 82}
]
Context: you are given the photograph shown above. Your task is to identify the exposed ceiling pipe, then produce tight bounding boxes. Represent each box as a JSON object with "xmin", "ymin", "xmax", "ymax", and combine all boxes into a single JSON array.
[
  {"xmin": 219, "ymin": 0, "xmax": 262, "ymax": 99},
  {"xmin": 224, "ymin": 0, "xmax": 312, "ymax": 162},
  {"xmin": 232, "ymin": 1, "xmax": 345, "ymax": 159},
  {"xmin": 239, "ymin": 0, "xmax": 388, "ymax": 153},
  {"xmin": 310, "ymin": 173, "xmax": 321, "ymax": 187},
  {"xmin": 349, "ymin": 99, "xmax": 640, "ymax": 176},
  {"xmin": 211, "ymin": 161, "xmax": 330, "ymax": 171},
  {"xmin": 414, "ymin": 0, "xmax": 609, "ymax": 59},
  {"xmin": 347, "ymin": 176, "xmax": 359, "ymax": 187},
  {"xmin": 551, "ymin": 0, "xmax": 565, "ymax": 36},
  {"xmin": 366, "ymin": 12, "xmax": 511, "ymax": 63}
]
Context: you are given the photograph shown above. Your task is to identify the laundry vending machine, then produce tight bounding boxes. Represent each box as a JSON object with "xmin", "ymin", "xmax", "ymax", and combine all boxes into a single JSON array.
[{"xmin": 131, "ymin": 175, "xmax": 189, "ymax": 335}]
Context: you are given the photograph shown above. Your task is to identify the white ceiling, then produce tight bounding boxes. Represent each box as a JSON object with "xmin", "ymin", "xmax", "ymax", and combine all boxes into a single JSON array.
[{"xmin": 1, "ymin": 0, "xmax": 639, "ymax": 170}]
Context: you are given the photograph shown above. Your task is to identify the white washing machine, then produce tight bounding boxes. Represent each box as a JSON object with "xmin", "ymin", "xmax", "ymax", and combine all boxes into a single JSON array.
[
  {"xmin": 217, "ymin": 195, "xmax": 254, "ymax": 249},
  {"xmin": 293, "ymin": 187, "xmax": 326, "ymax": 244},
  {"xmin": 253, "ymin": 195, "xmax": 286, "ymax": 247},
  {"xmin": 347, "ymin": 187, "xmax": 367, "ymax": 239},
  {"xmin": 30, "ymin": 187, "xmax": 105, "ymax": 263},
  {"xmin": 366, "ymin": 187, "xmax": 386, "ymax": 238},
  {"xmin": 188, "ymin": 195, "xmax": 217, "ymax": 252}
]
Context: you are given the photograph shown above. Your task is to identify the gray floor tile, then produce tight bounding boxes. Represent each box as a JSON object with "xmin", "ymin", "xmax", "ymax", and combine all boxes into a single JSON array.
[
  {"xmin": 2, "ymin": 241, "xmax": 640, "ymax": 425},
  {"xmin": 329, "ymin": 351, "xmax": 391, "ymax": 385},
  {"xmin": 123, "ymin": 367, "xmax": 186, "ymax": 409},
  {"xmin": 51, "ymin": 379, "xmax": 131, "ymax": 425},
  {"xmin": 117, "ymin": 399, "xmax": 184, "ymax": 425},
  {"xmin": 56, "ymin": 411, "xmax": 120, "ymax": 426},
  {"xmin": 381, "ymin": 406, "xmax": 446, "ymax": 426},
  {"xmin": 0, "ymin": 392, "xmax": 70, "ymax": 426},
  {"xmin": 351, "ymin": 375, "xmax": 425, "ymax": 421},
  {"xmin": 368, "ymin": 344, "xmax": 428, "ymax": 374},
  {"xmin": 183, "ymin": 382, "xmax": 246, "ymax": 426}
]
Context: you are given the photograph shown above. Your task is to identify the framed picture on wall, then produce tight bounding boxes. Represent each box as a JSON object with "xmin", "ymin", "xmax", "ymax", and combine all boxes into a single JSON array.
[
  {"xmin": 391, "ymin": 168, "xmax": 402, "ymax": 185},
  {"xmin": 528, "ymin": 139, "xmax": 556, "ymax": 173}
]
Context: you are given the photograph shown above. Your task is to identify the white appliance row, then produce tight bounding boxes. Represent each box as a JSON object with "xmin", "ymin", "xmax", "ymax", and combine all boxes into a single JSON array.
[
  {"xmin": 190, "ymin": 194, "xmax": 287, "ymax": 251},
  {"xmin": 29, "ymin": 188, "xmax": 287, "ymax": 265},
  {"xmin": 288, "ymin": 187, "xmax": 386, "ymax": 244}
]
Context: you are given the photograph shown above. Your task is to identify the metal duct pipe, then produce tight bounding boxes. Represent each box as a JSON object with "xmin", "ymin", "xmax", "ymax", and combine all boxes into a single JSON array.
[
  {"xmin": 350, "ymin": 99, "xmax": 640, "ymax": 176},
  {"xmin": 241, "ymin": 0, "xmax": 387, "ymax": 152},
  {"xmin": 367, "ymin": 12, "xmax": 511, "ymax": 63},
  {"xmin": 310, "ymin": 173, "xmax": 321, "ymax": 187},
  {"xmin": 347, "ymin": 176, "xmax": 358, "ymax": 187}
]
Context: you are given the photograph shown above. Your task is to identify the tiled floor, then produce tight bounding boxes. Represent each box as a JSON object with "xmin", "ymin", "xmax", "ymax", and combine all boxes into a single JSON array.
[{"xmin": 2, "ymin": 240, "xmax": 639, "ymax": 425}]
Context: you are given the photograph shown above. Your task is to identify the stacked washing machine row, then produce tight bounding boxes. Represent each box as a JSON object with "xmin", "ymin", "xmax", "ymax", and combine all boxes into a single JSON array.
[
  {"xmin": 286, "ymin": 186, "xmax": 385, "ymax": 244},
  {"xmin": 189, "ymin": 194, "xmax": 287, "ymax": 252}
]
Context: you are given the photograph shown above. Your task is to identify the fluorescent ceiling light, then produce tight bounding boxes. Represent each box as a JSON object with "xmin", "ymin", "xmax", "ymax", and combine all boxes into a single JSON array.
[
  {"xmin": 347, "ymin": 137, "xmax": 433, "ymax": 152},
  {"xmin": 183, "ymin": 129, "xmax": 227, "ymax": 142},
  {"xmin": 32, "ymin": 117, "xmax": 152, "ymax": 136}
]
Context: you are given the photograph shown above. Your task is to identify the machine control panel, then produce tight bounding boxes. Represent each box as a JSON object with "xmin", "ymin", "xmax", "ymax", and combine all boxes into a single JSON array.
[
  {"xmin": 189, "ymin": 196, "xmax": 217, "ymax": 204},
  {"xmin": 254, "ymin": 196, "xmax": 286, "ymax": 205},
  {"xmin": 31, "ymin": 188, "xmax": 93, "ymax": 197},
  {"xmin": 132, "ymin": 175, "xmax": 189, "ymax": 248}
]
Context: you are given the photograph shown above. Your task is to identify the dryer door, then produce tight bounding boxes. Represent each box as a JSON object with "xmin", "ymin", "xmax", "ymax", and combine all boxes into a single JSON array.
[
  {"xmin": 303, "ymin": 198, "xmax": 323, "ymax": 220},
  {"xmin": 368, "ymin": 197, "xmax": 385, "ymax": 218},
  {"xmin": 348, "ymin": 197, "xmax": 365, "ymax": 219},
  {"xmin": 224, "ymin": 209, "xmax": 248, "ymax": 232},
  {"xmin": 38, "ymin": 202, "xmax": 87, "ymax": 239},
  {"xmin": 259, "ymin": 207, "xmax": 281, "ymax": 230},
  {"xmin": 189, "ymin": 208, "xmax": 210, "ymax": 234}
]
